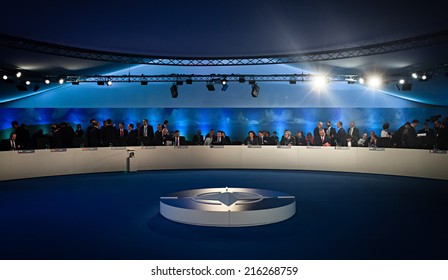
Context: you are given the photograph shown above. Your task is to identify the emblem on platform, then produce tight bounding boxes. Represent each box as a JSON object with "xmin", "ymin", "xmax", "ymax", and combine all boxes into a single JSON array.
[{"xmin": 160, "ymin": 187, "xmax": 296, "ymax": 227}]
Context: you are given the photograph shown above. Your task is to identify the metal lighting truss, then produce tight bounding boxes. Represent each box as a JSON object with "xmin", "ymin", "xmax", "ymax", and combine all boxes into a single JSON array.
[
  {"xmin": 1, "ymin": 29, "xmax": 448, "ymax": 66},
  {"xmin": 65, "ymin": 74, "xmax": 356, "ymax": 84}
]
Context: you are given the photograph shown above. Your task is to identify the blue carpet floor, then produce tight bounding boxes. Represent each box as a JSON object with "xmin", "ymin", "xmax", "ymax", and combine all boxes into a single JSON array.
[{"xmin": 0, "ymin": 170, "xmax": 447, "ymax": 260}]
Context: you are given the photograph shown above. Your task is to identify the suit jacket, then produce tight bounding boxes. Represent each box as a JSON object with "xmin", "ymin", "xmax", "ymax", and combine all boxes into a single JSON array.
[
  {"xmin": 337, "ymin": 127, "xmax": 347, "ymax": 146},
  {"xmin": 126, "ymin": 129, "xmax": 138, "ymax": 146},
  {"xmin": 347, "ymin": 127, "xmax": 360, "ymax": 141},
  {"xmin": 192, "ymin": 134, "xmax": 204, "ymax": 145},
  {"xmin": 258, "ymin": 136, "xmax": 268, "ymax": 145},
  {"xmin": 4, "ymin": 139, "xmax": 19, "ymax": 151},
  {"xmin": 325, "ymin": 127, "xmax": 337, "ymax": 145},
  {"xmin": 280, "ymin": 136, "xmax": 296, "ymax": 146},
  {"xmin": 295, "ymin": 137, "xmax": 307, "ymax": 146},
  {"xmin": 407, "ymin": 125, "xmax": 419, "ymax": 148},
  {"xmin": 244, "ymin": 137, "xmax": 259, "ymax": 145},
  {"xmin": 140, "ymin": 125, "xmax": 154, "ymax": 140},
  {"xmin": 314, "ymin": 135, "xmax": 331, "ymax": 146},
  {"xmin": 101, "ymin": 125, "xmax": 116, "ymax": 146},
  {"xmin": 313, "ymin": 127, "xmax": 321, "ymax": 139},
  {"xmin": 212, "ymin": 137, "xmax": 227, "ymax": 145},
  {"xmin": 115, "ymin": 128, "xmax": 128, "ymax": 146}
]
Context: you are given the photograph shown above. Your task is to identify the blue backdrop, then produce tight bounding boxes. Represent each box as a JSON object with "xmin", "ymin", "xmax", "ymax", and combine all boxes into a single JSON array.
[{"xmin": 1, "ymin": 107, "xmax": 446, "ymax": 142}]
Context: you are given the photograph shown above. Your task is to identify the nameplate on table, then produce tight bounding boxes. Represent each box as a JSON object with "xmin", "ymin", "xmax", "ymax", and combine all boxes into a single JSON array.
[
  {"xmin": 111, "ymin": 147, "xmax": 126, "ymax": 150},
  {"xmin": 141, "ymin": 146, "xmax": 156, "ymax": 149},
  {"xmin": 306, "ymin": 146, "xmax": 321, "ymax": 149},
  {"xmin": 429, "ymin": 149, "xmax": 447, "ymax": 154},
  {"xmin": 335, "ymin": 146, "xmax": 350, "ymax": 150},
  {"xmin": 82, "ymin": 147, "xmax": 98, "ymax": 151},
  {"xmin": 248, "ymin": 145, "xmax": 262, "ymax": 148},
  {"xmin": 51, "ymin": 148, "xmax": 67, "ymax": 152},
  {"xmin": 277, "ymin": 145, "xmax": 291, "ymax": 149},
  {"xmin": 17, "ymin": 149, "xmax": 35, "ymax": 154},
  {"xmin": 174, "ymin": 146, "xmax": 188, "ymax": 149},
  {"xmin": 369, "ymin": 147, "xmax": 385, "ymax": 151},
  {"xmin": 210, "ymin": 145, "xmax": 224, "ymax": 148}
]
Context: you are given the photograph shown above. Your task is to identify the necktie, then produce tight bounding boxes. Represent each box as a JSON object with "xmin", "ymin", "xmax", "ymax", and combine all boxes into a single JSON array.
[
  {"xmin": 11, "ymin": 140, "xmax": 15, "ymax": 150},
  {"xmin": 144, "ymin": 126, "xmax": 147, "ymax": 137},
  {"xmin": 350, "ymin": 128, "xmax": 353, "ymax": 136}
]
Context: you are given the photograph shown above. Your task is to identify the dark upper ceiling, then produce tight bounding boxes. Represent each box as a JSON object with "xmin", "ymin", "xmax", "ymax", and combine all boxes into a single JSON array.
[{"xmin": 1, "ymin": 0, "xmax": 448, "ymax": 77}]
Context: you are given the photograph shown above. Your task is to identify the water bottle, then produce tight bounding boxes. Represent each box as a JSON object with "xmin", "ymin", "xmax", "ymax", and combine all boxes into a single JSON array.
[{"xmin": 348, "ymin": 141, "xmax": 351, "ymax": 147}]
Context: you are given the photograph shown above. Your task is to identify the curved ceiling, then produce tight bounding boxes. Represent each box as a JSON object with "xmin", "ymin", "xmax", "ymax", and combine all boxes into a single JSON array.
[{"xmin": 1, "ymin": 0, "xmax": 448, "ymax": 57}]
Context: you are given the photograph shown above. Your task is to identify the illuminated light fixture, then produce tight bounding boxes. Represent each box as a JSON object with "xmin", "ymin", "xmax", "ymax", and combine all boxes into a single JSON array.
[
  {"xmin": 345, "ymin": 77, "xmax": 356, "ymax": 84},
  {"xmin": 58, "ymin": 78, "xmax": 64, "ymax": 85},
  {"xmin": 25, "ymin": 80, "xmax": 31, "ymax": 86},
  {"xmin": 16, "ymin": 72, "xmax": 22, "ymax": 78},
  {"xmin": 106, "ymin": 80, "xmax": 113, "ymax": 86},
  {"xmin": 396, "ymin": 79, "xmax": 412, "ymax": 91},
  {"xmin": 140, "ymin": 81, "xmax": 148, "ymax": 85},
  {"xmin": 289, "ymin": 79, "xmax": 297, "ymax": 84},
  {"xmin": 97, "ymin": 81, "xmax": 105, "ymax": 86},
  {"xmin": 222, "ymin": 79, "xmax": 227, "ymax": 85},
  {"xmin": 412, "ymin": 73, "xmax": 418, "ymax": 79},
  {"xmin": 206, "ymin": 82, "xmax": 215, "ymax": 91},
  {"xmin": 186, "ymin": 78, "xmax": 193, "ymax": 85},
  {"xmin": 2, "ymin": 75, "xmax": 7, "ymax": 80},
  {"xmin": 170, "ymin": 83, "xmax": 178, "ymax": 98},
  {"xmin": 44, "ymin": 79, "xmax": 50, "ymax": 84},
  {"xmin": 33, "ymin": 84, "xmax": 40, "ymax": 92},
  {"xmin": 358, "ymin": 77, "xmax": 365, "ymax": 84},
  {"xmin": 312, "ymin": 75, "xmax": 328, "ymax": 89},
  {"xmin": 71, "ymin": 81, "xmax": 79, "ymax": 85},
  {"xmin": 239, "ymin": 76, "xmax": 246, "ymax": 83},
  {"xmin": 367, "ymin": 76, "xmax": 382, "ymax": 88},
  {"xmin": 251, "ymin": 83, "xmax": 260, "ymax": 97},
  {"xmin": 419, "ymin": 74, "xmax": 431, "ymax": 81}
]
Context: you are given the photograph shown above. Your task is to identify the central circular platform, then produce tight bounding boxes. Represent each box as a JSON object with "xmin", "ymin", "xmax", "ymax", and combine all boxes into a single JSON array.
[{"xmin": 160, "ymin": 187, "xmax": 296, "ymax": 227}]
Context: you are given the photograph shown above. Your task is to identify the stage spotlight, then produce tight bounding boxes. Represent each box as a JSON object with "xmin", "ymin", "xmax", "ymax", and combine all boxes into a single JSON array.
[
  {"xmin": 359, "ymin": 77, "xmax": 365, "ymax": 84},
  {"xmin": 412, "ymin": 73, "xmax": 418, "ymax": 79},
  {"xmin": 186, "ymin": 78, "xmax": 193, "ymax": 85},
  {"xmin": 345, "ymin": 77, "xmax": 356, "ymax": 84},
  {"xmin": 170, "ymin": 84, "xmax": 178, "ymax": 98},
  {"xmin": 239, "ymin": 76, "xmax": 246, "ymax": 83},
  {"xmin": 71, "ymin": 81, "xmax": 79, "ymax": 85},
  {"xmin": 248, "ymin": 80, "xmax": 256, "ymax": 85},
  {"xmin": 44, "ymin": 79, "xmax": 50, "ymax": 84},
  {"xmin": 289, "ymin": 79, "xmax": 297, "ymax": 84},
  {"xmin": 58, "ymin": 78, "xmax": 64, "ymax": 85},
  {"xmin": 395, "ymin": 80, "xmax": 412, "ymax": 91},
  {"xmin": 16, "ymin": 72, "xmax": 22, "ymax": 78},
  {"xmin": 140, "ymin": 81, "xmax": 148, "ymax": 85},
  {"xmin": 367, "ymin": 76, "xmax": 382, "ymax": 88},
  {"xmin": 106, "ymin": 80, "xmax": 113, "ymax": 86},
  {"xmin": 206, "ymin": 82, "xmax": 215, "ymax": 91},
  {"xmin": 312, "ymin": 75, "xmax": 328, "ymax": 89},
  {"xmin": 25, "ymin": 80, "xmax": 31, "ymax": 86},
  {"xmin": 33, "ymin": 84, "xmax": 40, "ymax": 92},
  {"xmin": 97, "ymin": 81, "xmax": 105, "ymax": 86},
  {"xmin": 222, "ymin": 79, "xmax": 227, "ymax": 85},
  {"xmin": 2, "ymin": 75, "xmax": 7, "ymax": 80},
  {"xmin": 418, "ymin": 74, "xmax": 431, "ymax": 81},
  {"xmin": 251, "ymin": 83, "xmax": 260, "ymax": 97}
]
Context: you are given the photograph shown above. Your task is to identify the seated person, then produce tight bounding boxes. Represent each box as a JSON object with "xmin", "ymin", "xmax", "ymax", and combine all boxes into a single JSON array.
[
  {"xmin": 295, "ymin": 131, "xmax": 306, "ymax": 146},
  {"xmin": 305, "ymin": 132, "xmax": 314, "ymax": 145},
  {"xmin": 357, "ymin": 133, "xmax": 369, "ymax": 147},
  {"xmin": 313, "ymin": 129, "xmax": 331, "ymax": 146},
  {"xmin": 244, "ymin": 131, "xmax": 260, "ymax": 145},
  {"xmin": 280, "ymin": 130, "xmax": 296, "ymax": 146},
  {"xmin": 212, "ymin": 131, "xmax": 227, "ymax": 145}
]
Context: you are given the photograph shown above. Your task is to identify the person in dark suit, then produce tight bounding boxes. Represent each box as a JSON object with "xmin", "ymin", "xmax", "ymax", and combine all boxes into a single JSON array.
[
  {"xmin": 126, "ymin": 124, "xmax": 138, "ymax": 146},
  {"xmin": 265, "ymin": 131, "xmax": 276, "ymax": 145},
  {"xmin": 336, "ymin": 121, "xmax": 347, "ymax": 146},
  {"xmin": 212, "ymin": 131, "xmax": 227, "ymax": 145},
  {"xmin": 140, "ymin": 119, "xmax": 154, "ymax": 146},
  {"xmin": 172, "ymin": 130, "xmax": 187, "ymax": 146},
  {"xmin": 152, "ymin": 128, "xmax": 169, "ymax": 146},
  {"xmin": 295, "ymin": 131, "xmax": 307, "ymax": 146},
  {"xmin": 314, "ymin": 129, "xmax": 331, "ymax": 146},
  {"xmin": 88, "ymin": 122, "xmax": 101, "ymax": 147},
  {"xmin": 313, "ymin": 122, "xmax": 323, "ymax": 141},
  {"xmin": 325, "ymin": 121, "xmax": 337, "ymax": 146},
  {"xmin": 192, "ymin": 130, "xmax": 204, "ymax": 145},
  {"xmin": 406, "ymin": 119, "xmax": 420, "ymax": 148},
  {"xmin": 60, "ymin": 122, "xmax": 75, "ymax": 148},
  {"xmin": 392, "ymin": 122, "xmax": 410, "ymax": 148},
  {"xmin": 115, "ymin": 122, "xmax": 128, "ymax": 146},
  {"xmin": 101, "ymin": 119, "xmax": 116, "ymax": 146},
  {"xmin": 86, "ymin": 119, "xmax": 96, "ymax": 147},
  {"xmin": 75, "ymin": 124, "xmax": 84, "ymax": 138},
  {"xmin": 222, "ymin": 131, "xmax": 231, "ymax": 145},
  {"xmin": 5, "ymin": 132, "xmax": 20, "ymax": 150},
  {"xmin": 244, "ymin": 131, "xmax": 259, "ymax": 145},
  {"xmin": 347, "ymin": 121, "xmax": 360, "ymax": 147},
  {"xmin": 50, "ymin": 124, "xmax": 64, "ymax": 148},
  {"xmin": 280, "ymin": 130, "xmax": 296, "ymax": 146},
  {"xmin": 258, "ymin": 131, "xmax": 268, "ymax": 145}
]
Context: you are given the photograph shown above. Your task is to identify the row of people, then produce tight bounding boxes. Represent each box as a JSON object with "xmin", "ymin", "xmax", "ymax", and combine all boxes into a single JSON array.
[{"xmin": 2, "ymin": 117, "xmax": 448, "ymax": 150}]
